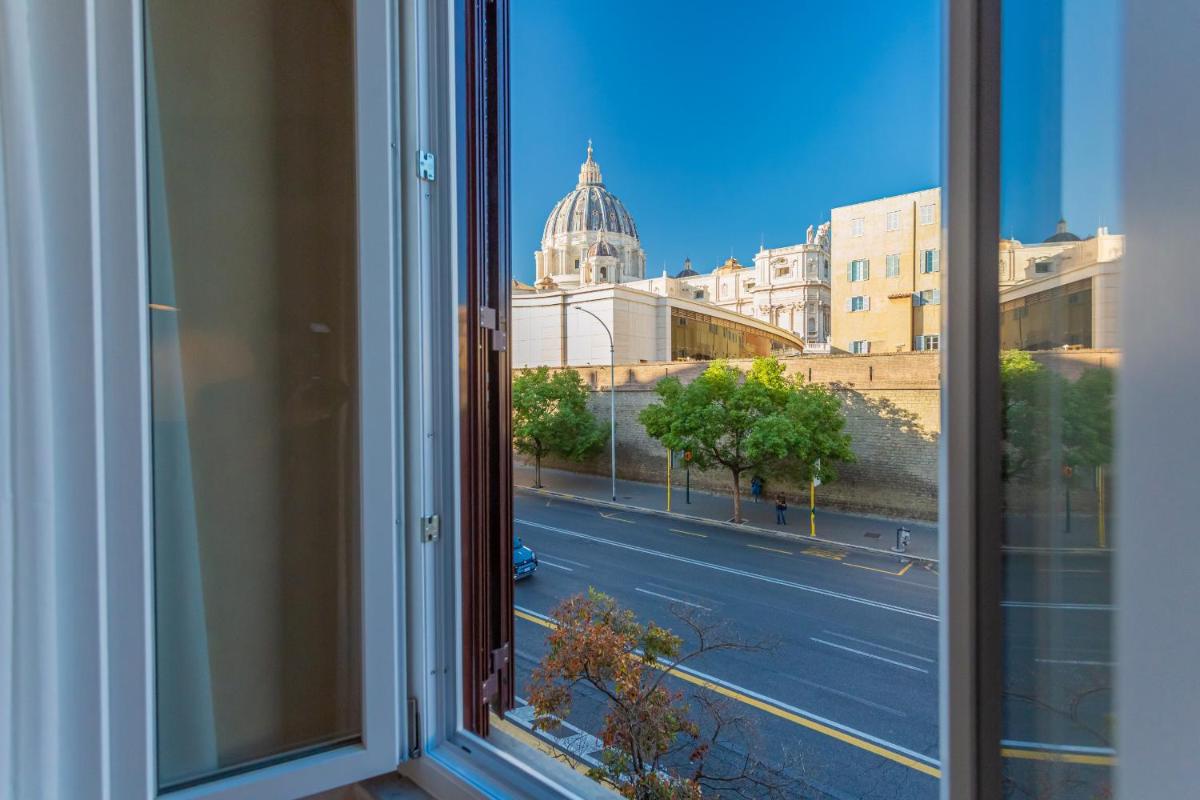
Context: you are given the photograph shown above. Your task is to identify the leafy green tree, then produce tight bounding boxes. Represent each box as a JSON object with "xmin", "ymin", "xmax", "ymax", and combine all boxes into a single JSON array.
[
  {"xmin": 512, "ymin": 367, "xmax": 607, "ymax": 488},
  {"xmin": 639, "ymin": 358, "xmax": 853, "ymax": 523},
  {"xmin": 1000, "ymin": 350, "xmax": 1063, "ymax": 480},
  {"xmin": 1064, "ymin": 366, "xmax": 1114, "ymax": 470}
]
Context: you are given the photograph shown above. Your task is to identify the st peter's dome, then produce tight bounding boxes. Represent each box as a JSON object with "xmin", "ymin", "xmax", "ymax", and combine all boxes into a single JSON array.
[{"xmin": 541, "ymin": 142, "xmax": 640, "ymax": 241}]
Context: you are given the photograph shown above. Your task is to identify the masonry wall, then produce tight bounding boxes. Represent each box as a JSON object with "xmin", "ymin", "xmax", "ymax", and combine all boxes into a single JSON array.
[{"xmin": 517, "ymin": 352, "xmax": 943, "ymax": 521}]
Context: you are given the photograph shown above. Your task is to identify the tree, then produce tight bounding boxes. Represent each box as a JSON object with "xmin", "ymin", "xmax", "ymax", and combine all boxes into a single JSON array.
[
  {"xmin": 1063, "ymin": 366, "xmax": 1114, "ymax": 471},
  {"xmin": 999, "ymin": 350, "xmax": 1063, "ymax": 481},
  {"xmin": 528, "ymin": 590, "xmax": 798, "ymax": 799},
  {"xmin": 638, "ymin": 358, "xmax": 853, "ymax": 523},
  {"xmin": 512, "ymin": 367, "xmax": 608, "ymax": 488}
]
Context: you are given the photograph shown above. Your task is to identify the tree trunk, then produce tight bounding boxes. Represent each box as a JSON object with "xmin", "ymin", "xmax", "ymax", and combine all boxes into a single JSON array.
[
  {"xmin": 731, "ymin": 470, "xmax": 742, "ymax": 523},
  {"xmin": 534, "ymin": 451, "xmax": 542, "ymax": 488}
]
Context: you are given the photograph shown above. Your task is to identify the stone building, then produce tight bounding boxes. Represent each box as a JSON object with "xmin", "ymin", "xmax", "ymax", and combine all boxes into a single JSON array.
[
  {"xmin": 533, "ymin": 141, "xmax": 645, "ymax": 288},
  {"xmin": 830, "ymin": 187, "xmax": 943, "ymax": 354}
]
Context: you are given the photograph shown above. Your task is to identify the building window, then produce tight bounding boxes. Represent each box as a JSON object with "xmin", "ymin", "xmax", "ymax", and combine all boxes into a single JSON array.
[
  {"xmin": 849, "ymin": 258, "xmax": 870, "ymax": 281},
  {"xmin": 851, "ymin": 217, "xmax": 865, "ymax": 237},
  {"xmin": 914, "ymin": 334, "xmax": 940, "ymax": 351},
  {"xmin": 886, "ymin": 253, "xmax": 901, "ymax": 277},
  {"xmin": 850, "ymin": 339, "xmax": 870, "ymax": 354},
  {"xmin": 915, "ymin": 288, "xmax": 942, "ymax": 305},
  {"xmin": 693, "ymin": 290, "xmax": 704, "ymax": 300},
  {"xmin": 921, "ymin": 248, "xmax": 940, "ymax": 273},
  {"xmin": 1035, "ymin": 260, "xmax": 1053, "ymax": 274},
  {"xmin": 886, "ymin": 210, "xmax": 901, "ymax": 231},
  {"xmin": 849, "ymin": 295, "xmax": 869, "ymax": 312},
  {"xmin": 807, "ymin": 317, "xmax": 817, "ymax": 335},
  {"xmin": 775, "ymin": 265, "xmax": 790, "ymax": 278},
  {"xmin": 919, "ymin": 203, "xmax": 935, "ymax": 225}
]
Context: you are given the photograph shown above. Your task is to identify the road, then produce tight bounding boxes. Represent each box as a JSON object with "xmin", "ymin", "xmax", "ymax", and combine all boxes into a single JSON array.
[{"xmin": 509, "ymin": 490, "xmax": 1114, "ymax": 799}]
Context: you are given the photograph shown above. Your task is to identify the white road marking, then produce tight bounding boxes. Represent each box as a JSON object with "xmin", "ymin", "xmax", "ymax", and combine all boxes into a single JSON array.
[
  {"xmin": 516, "ymin": 518, "xmax": 938, "ymax": 622},
  {"xmin": 824, "ymin": 631, "xmax": 936, "ymax": 664},
  {"xmin": 1003, "ymin": 601, "xmax": 1114, "ymax": 611},
  {"xmin": 1001, "ymin": 739, "xmax": 1116, "ymax": 757},
  {"xmin": 810, "ymin": 637, "xmax": 930, "ymax": 674},
  {"xmin": 537, "ymin": 553, "xmax": 590, "ymax": 568},
  {"xmin": 785, "ymin": 673, "xmax": 909, "ymax": 718},
  {"xmin": 538, "ymin": 559, "xmax": 574, "ymax": 572},
  {"xmin": 1035, "ymin": 658, "xmax": 1115, "ymax": 667},
  {"xmin": 635, "ymin": 586, "xmax": 712, "ymax": 611}
]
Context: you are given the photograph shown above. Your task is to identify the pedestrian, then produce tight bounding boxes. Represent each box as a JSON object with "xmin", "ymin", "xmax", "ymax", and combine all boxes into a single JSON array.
[
  {"xmin": 751, "ymin": 475, "xmax": 763, "ymax": 503},
  {"xmin": 775, "ymin": 494, "xmax": 788, "ymax": 525}
]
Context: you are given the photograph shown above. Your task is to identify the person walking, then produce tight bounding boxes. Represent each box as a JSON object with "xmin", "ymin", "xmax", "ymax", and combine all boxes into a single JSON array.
[
  {"xmin": 775, "ymin": 494, "xmax": 788, "ymax": 525},
  {"xmin": 750, "ymin": 475, "xmax": 763, "ymax": 503}
]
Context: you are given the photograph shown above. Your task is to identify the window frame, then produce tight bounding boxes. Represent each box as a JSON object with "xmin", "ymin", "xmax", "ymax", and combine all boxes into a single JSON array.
[
  {"xmin": 886, "ymin": 252, "xmax": 902, "ymax": 277},
  {"xmin": 102, "ymin": 3, "xmax": 406, "ymax": 798}
]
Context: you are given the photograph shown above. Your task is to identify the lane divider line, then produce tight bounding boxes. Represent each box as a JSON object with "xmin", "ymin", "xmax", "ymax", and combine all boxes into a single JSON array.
[
  {"xmin": 748, "ymin": 543, "xmax": 792, "ymax": 555},
  {"xmin": 599, "ymin": 511, "xmax": 634, "ymax": 523},
  {"xmin": 516, "ymin": 518, "xmax": 938, "ymax": 622},
  {"xmin": 634, "ymin": 586, "xmax": 712, "ymax": 611},
  {"xmin": 670, "ymin": 528, "xmax": 708, "ymax": 538},
  {"xmin": 538, "ymin": 559, "xmax": 574, "ymax": 572},
  {"xmin": 823, "ymin": 631, "xmax": 936, "ymax": 664},
  {"xmin": 810, "ymin": 637, "xmax": 930, "ymax": 674}
]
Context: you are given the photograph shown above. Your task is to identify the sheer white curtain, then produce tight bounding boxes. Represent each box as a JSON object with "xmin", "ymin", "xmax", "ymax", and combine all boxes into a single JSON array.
[{"xmin": 1, "ymin": 2, "xmax": 106, "ymax": 797}]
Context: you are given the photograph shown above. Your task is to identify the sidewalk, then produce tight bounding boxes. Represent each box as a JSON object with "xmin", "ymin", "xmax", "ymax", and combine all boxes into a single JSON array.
[{"xmin": 514, "ymin": 462, "xmax": 938, "ymax": 561}]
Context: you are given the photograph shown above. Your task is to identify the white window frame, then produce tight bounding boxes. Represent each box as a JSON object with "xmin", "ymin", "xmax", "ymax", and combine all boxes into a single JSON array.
[
  {"xmin": 886, "ymin": 210, "xmax": 901, "ymax": 231},
  {"xmin": 93, "ymin": 3, "xmax": 405, "ymax": 798},
  {"xmin": 886, "ymin": 252, "xmax": 902, "ymax": 277},
  {"xmin": 851, "ymin": 217, "xmax": 865, "ymax": 237},
  {"xmin": 920, "ymin": 203, "xmax": 936, "ymax": 225},
  {"xmin": 850, "ymin": 339, "xmax": 870, "ymax": 354},
  {"xmin": 849, "ymin": 295, "xmax": 869, "ymax": 312},
  {"xmin": 849, "ymin": 258, "xmax": 870, "ymax": 281}
]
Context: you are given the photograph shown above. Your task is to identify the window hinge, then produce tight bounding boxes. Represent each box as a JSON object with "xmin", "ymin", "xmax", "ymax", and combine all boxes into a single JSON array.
[
  {"xmin": 421, "ymin": 514, "xmax": 440, "ymax": 543},
  {"xmin": 417, "ymin": 150, "xmax": 436, "ymax": 181},
  {"xmin": 407, "ymin": 697, "xmax": 422, "ymax": 759},
  {"xmin": 480, "ymin": 642, "xmax": 512, "ymax": 707},
  {"xmin": 479, "ymin": 306, "xmax": 507, "ymax": 352}
]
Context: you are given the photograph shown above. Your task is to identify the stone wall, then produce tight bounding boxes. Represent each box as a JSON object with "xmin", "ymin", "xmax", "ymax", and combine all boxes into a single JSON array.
[
  {"xmin": 517, "ymin": 352, "xmax": 942, "ymax": 521},
  {"xmin": 514, "ymin": 349, "xmax": 1119, "ymax": 522}
]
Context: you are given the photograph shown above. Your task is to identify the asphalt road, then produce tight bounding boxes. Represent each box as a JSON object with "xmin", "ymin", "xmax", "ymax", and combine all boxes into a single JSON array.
[{"xmin": 510, "ymin": 490, "xmax": 1115, "ymax": 799}]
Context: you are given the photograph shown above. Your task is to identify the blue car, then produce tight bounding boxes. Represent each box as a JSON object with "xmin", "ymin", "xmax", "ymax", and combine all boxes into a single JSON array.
[{"xmin": 513, "ymin": 537, "xmax": 538, "ymax": 580}]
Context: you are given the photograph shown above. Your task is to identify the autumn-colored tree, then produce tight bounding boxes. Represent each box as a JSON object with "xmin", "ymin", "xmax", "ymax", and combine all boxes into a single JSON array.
[
  {"xmin": 528, "ymin": 590, "xmax": 797, "ymax": 799},
  {"xmin": 639, "ymin": 357, "xmax": 854, "ymax": 522},
  {"xmin": 513, "ymin": 367, "xmax": 608, "ymax": 488}
]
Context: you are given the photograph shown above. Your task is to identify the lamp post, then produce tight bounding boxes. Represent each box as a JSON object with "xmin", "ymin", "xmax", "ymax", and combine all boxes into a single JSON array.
[{"xmin": 575, "ymin": 306, "xmax": 617, "ymax": 501}]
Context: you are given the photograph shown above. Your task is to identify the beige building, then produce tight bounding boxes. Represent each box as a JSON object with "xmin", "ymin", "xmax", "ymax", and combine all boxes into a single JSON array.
[
  {"xmin": 830, "ymin": 188, "xmax": 943, "ymax": 354},
  {"xmin": 998, "ymin": 220, "xmax": 1123, "ymax": 350}
]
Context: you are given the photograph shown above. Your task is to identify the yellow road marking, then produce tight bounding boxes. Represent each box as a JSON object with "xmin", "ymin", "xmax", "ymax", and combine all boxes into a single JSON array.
[
  {"xmin": 517, "ymin": 608, "xmax": 556, "ymax": 629},
  {"xmin": 513, "ymin": 609, "xmax": 1114, "ymax": 774},
  {"xmin": 670, "ymin": 528, "xmax": 708, "ymax": 538},
  {"xmin": 801, "ymin": 547, "xmax": 846, "ymax": 561},
  {"xmin": 843, "ymin": 560, "xmax": 913, "ymax": 576},
  {"xmin": 599, "ymin": 511, "xmax": 633, "ymax": 523},
  {"xmin": 747, "ymin": 543, "xmax": 792, "ymax": 555},
  {"xmin": 1001, "ymin": 747, "xmax": 1115, "ymax": 766}
]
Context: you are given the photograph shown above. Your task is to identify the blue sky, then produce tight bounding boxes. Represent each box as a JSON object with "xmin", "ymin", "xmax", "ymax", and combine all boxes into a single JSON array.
[{"xmin": 511, "ymin": 0, "xmax": 1120, "ymax": 285}]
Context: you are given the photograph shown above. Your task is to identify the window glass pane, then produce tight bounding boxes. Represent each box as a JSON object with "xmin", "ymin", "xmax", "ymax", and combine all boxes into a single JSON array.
[
  {"xmin": 146, "ymin": 0, "xmax": 361, "ymax": 788},
  {"xmin": 999, "ymin": 0, "xmax": 1119, "ymax": 795}
]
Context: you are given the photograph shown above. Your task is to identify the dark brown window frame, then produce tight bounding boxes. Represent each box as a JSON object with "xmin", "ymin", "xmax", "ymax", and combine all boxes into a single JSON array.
[{"xmin": 459, "ymin": 0, "xmax": 515, "ymax": 736}]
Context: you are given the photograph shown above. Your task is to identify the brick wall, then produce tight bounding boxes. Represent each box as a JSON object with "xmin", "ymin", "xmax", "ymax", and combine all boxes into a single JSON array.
[{"xmin": 517, "ymin": 352, "xmax": 942, "ymax": 521}]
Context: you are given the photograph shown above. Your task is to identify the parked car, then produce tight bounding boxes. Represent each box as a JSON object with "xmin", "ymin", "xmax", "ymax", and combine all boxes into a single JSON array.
[{"xmin": 513, "ymin": 537, "xmax": 538, "ymax": 580}]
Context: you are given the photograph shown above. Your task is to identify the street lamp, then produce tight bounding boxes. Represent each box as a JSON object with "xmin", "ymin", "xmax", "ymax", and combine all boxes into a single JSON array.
[{"xmin": 575, "ymin": 306, "xmax": 617, "ymax": 501}]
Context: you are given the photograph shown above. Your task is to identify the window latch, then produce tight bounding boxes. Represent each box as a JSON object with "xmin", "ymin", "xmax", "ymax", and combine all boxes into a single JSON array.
[
  {"xmin": 417, "ymin": 150, "xmax": 436, "ymax": 181},
  {"xmin": 421, "ymin": 514, "xmax": 440, "ymax": 543}
]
